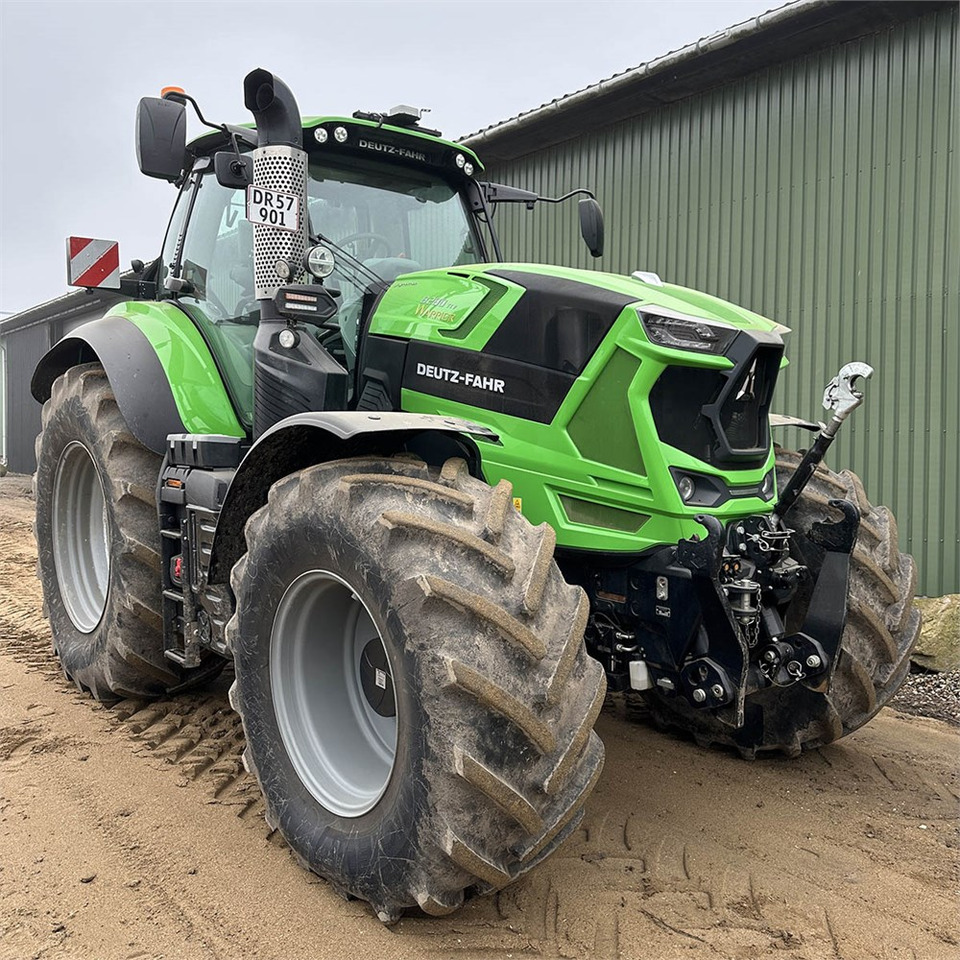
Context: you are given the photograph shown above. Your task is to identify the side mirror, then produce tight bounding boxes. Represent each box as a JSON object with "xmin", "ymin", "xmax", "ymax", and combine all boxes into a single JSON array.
[
  {"xmin": 214, "ymin": 151, "xmax": 253, "ymax": 188},
  {"xmin": 136, "ymin": 97, "xmax": 187, "ymax": 181},
  {"xmin": 578, "ymin": 197, "xmax": 604, "ymax": 258}
]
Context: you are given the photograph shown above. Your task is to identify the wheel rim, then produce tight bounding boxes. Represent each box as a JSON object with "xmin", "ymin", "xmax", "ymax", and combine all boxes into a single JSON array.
[
  {"xmin": 270, "ymin": 570, "xmax": 398, "ymax": 818},
  {"xmin": 52, "ymin": 441, "xmax": 111, "ymax": 633}
]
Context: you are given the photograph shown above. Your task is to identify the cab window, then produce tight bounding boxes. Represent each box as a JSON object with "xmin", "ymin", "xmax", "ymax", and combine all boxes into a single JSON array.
[{"xmin": 170, "ymin": 175, "xmax": 258, "ymax": 427}]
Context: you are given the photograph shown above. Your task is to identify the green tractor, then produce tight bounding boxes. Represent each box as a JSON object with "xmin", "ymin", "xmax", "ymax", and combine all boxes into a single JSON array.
[{"xmin": 32, "ymin": 70, "xmax": 918, "ymax": 922}]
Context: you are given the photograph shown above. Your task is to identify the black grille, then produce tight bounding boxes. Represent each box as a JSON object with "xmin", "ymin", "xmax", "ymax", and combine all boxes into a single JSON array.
[
  {"xmin": 719, "ymin": 349, "xmax": 779, "ymax": 452},
  {"xmin": 649, "ymin": 366, "xmax": 724, "ymax": 464},
  {"xmin": 649, "ymin": 334, "xmax": 782, "ymax": 469}
]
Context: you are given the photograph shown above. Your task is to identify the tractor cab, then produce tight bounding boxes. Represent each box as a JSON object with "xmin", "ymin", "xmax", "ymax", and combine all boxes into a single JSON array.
[{"xmin": 155, "ymin": 114, "xmax": 489, "ymax": 429}]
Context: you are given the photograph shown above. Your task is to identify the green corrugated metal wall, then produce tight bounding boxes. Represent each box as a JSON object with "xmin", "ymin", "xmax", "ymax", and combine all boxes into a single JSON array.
[{"xmin": 483, "ymin": 6, "xmax": 958, "ymax": 597}]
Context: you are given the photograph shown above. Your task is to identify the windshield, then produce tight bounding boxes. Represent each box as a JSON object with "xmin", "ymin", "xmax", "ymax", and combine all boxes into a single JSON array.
[
  {"xmin": 307, "ymin": 156, "xmax": 481, "ymax": 270},
  {"xmin": 307, "ymin": 156, "xmax": 482, "ymax": 367}
]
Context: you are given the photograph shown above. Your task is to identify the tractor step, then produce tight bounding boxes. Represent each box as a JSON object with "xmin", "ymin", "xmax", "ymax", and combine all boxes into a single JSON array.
[{"xmin": 163, "ymin": 647, "xmax": 191, "ymax": 666}]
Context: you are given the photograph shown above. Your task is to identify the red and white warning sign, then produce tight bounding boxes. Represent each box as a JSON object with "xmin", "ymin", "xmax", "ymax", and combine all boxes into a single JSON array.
[{"xmin": 66, "ymin": 237, "xmax": 121, "ymax": 289}]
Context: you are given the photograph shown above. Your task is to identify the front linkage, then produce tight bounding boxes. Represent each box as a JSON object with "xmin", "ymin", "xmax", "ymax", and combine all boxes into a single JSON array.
[{"xmin": 566, "ymin": 363, "xmax": 874, "ymax": 727}]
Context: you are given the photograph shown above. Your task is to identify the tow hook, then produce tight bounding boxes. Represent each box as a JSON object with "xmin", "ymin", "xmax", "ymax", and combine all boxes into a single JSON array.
[{"xmin": 776, "ymin": 361, "xmax": 874, "ymax": 518}]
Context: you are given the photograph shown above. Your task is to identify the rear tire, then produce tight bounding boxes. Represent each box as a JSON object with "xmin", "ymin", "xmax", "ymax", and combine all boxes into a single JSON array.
[
  {"xmin": 34, "ymin": 363, "xmax": 204, "ymax": 699},
  {"xmin": 641, "ymin": 448, "xmax": 920, "ymax": 757},
  {"xmin": 227, "ymin": 456, "xmax": 605, "ymax": 920}
]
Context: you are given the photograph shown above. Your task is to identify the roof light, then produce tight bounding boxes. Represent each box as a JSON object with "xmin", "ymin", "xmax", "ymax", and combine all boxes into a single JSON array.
[
  {"xmin": 334, "ymin": 126, "xmax": 348, "ymax": 143},
  {"xmin": 314, "ymin": 128, "xmax": 328, "ymax": 144},
  {"xmin": 455, "ymin": 153, "xmax": 466, "ymax": 168},
  {"xmin": 463, "ymin": 162, "xmax": 474, "ymax": 177}
]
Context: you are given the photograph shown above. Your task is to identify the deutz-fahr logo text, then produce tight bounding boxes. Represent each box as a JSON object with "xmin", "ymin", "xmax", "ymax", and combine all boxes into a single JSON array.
[
  {"xmin": 358, "ymin": 139, "xmax": 428, "ymax": 163},
  {"xmin": 416, "ymin": 362, "xmax": 505, "ymax": 394}
]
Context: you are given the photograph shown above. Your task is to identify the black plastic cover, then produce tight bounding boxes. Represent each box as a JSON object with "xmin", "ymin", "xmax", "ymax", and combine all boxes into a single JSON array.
[
  {"xmin": 167, "ymin": 434, "xmax": 247, "ymax": 469},
  {"xmin": 649, "ymin": 332, "xmax": 783, "ymax": 469},
  {"xmin": 253, "ymin": 321, "xmax": 349, "ymax": 437},
  {"xmin": 136, "ymin": 97, "xmax": 187, "ymax": 182},
  {"xmin": 484, "ymin": 270, "xmax": 634, "ymax": 374}
]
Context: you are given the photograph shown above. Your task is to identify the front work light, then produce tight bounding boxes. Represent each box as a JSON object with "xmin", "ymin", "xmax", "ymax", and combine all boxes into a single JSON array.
[{"xmin": 303, "ymin": 245, "xmax": 336, "ymax": 279}]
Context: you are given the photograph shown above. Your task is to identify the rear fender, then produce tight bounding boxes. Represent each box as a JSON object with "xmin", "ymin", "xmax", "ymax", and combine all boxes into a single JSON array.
[
  {"xmin": 207, "ymin": 411, "xmax": 498, "ymax": 584},
  {"xmin": 31, "ymin": 301, "xmax": 245, "ymax": 454}
]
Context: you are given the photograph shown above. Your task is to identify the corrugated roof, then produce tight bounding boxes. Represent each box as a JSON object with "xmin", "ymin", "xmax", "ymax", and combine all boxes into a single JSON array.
[
  {"xmin": 0, "ymin": 283, "xmax": 127, "ymax": 337},
  {"xmin": 461, "ymin": 0, "xmax": 948, "ymax": 162},
  {"xmin": 462, "ymin": 0, "xmax": 810, "ymax": 138}
]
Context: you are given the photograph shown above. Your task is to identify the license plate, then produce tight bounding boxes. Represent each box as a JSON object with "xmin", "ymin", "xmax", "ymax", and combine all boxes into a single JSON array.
[{"xmin": 246, "ymin": 185, "xmax": 300, "ymax": 232}]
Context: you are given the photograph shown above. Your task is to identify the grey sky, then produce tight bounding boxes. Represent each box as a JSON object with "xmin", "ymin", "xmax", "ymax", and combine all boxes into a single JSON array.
[{"xmin": 1, "ymin": 0, "xmax": 780, "ymax": 315}]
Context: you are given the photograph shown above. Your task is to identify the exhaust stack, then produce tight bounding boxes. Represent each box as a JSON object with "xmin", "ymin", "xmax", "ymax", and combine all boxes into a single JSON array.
[
  {"xmin": 244, "ymin": 69, "xmax": 344, "ymax": 440},
  {"xmin": 244, "ymin": 69, "xmax": 303, "ymax": 149},
  {"xmin": 243, "ymin": 68, "xmax": 308, "ymax": 306}
]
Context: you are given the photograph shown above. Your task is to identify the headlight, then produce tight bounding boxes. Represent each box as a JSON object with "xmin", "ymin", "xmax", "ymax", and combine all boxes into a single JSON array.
[
  {"xmin": 639, "ymin": 310, "xmax": 738, "ymax": 355},
  {"xmin": 671, "ymin": 469, "xmax": 725, "ymax": 507},
  {"xmin": 669, "ymin": 467, "xmax": 776, "ymax": 507},
  {"xmin": 677, "ymin": 475, "xmax": 696, "ymax": 502}
]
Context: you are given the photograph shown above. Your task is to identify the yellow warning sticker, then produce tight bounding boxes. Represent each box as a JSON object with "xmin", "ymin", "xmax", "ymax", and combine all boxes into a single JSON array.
[{"xmin": 512, "ymin": 497, "xmax": 523, "ymax": 512}]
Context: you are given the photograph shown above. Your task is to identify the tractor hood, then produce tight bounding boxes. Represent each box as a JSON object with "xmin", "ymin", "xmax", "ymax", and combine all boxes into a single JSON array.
[
  {"xmin": 359, "ymin": 259, "xmax": 786, "ymax": 555},
  {"xmin": 364, "ymin": 261, "xmax": 786, "ymax": 432},
  {"xmin": 366, "ymin": 261, "xmax": 785, "ymax": 349},
  {"xmin": 474, "ymin": 263, "xmax": 785, "ymax": 335}
]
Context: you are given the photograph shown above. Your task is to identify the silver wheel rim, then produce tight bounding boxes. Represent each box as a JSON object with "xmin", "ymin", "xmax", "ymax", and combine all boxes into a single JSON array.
[
  {"xmin": 270, "ymin": 570, "xmax": 398, "ymax": 818},
  {"xmin": 52, "ymin": 441, "xmax": 110, "ymax": 633}
]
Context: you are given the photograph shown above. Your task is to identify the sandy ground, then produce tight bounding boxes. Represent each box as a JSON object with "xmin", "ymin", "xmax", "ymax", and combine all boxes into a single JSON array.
[{"xmin": 1, "ymin": 481, "xmax": 958, "ymax": 960}]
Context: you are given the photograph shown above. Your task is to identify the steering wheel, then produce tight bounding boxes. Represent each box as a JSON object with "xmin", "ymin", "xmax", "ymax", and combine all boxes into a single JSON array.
[{"xmin": 338, "ymin": 232, "xmax": 393, "ymax": 259}]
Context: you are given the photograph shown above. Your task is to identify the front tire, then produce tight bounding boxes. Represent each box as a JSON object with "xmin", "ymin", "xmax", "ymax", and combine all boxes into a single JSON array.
[
  {"xmin": 35, "ymin": 363, "xmax": 186, "ymax": 699},
  {"xmin": 642, "ymin": 448, "xmax": 920, "ymax": 757},
  {"xmin": 227, "ymin": 456, "xmax": 605, "ymax": 921}
]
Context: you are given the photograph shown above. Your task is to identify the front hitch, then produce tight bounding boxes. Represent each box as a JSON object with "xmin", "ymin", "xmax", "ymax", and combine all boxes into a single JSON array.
[
  {"xmin": 673, "ymin": 497, "xmax": 860, "ymax": 726},
  {"xmin": 757, "ymin": 497, "xmax": 860, "ymax": 689}
]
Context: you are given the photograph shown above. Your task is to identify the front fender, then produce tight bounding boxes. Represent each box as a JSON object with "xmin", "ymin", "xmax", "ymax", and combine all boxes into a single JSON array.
[
  {"xmin": 207, "ymin": 411, "xmax": 498, "ymax": 584},
  {"xmin": 31, "ymin": 301, "xmax": 244, "ymax": 455}
]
